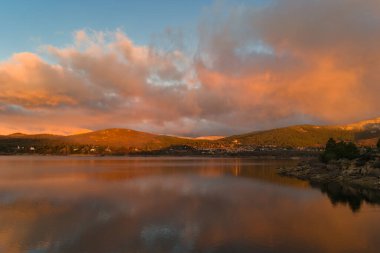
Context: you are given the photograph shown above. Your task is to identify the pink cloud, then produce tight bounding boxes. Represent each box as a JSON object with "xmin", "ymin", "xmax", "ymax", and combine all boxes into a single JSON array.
[{"xmin": 0, "ymin": 0, "xmax": 379, "ymax": 136}]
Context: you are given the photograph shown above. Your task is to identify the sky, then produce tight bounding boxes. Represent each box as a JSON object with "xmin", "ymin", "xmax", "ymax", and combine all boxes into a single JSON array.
[
  {"xmin": 0, "ymin": 0, "xmax": 379, "ymax": 136},
  {"xmin": 0, "ymin": 0, "xmax": 215, "ymax": 60}
]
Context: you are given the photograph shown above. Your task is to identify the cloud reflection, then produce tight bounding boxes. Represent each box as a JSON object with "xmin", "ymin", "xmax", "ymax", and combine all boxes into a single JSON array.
[{"xmin": 0, "ymin": 158, "xmax": 379, "ymax": 252}]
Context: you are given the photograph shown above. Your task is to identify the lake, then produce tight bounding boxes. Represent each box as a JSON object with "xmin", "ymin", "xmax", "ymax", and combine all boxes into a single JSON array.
[{"xmin": 0, "ymin": 156, "xmax": 380, "ymax": 253}]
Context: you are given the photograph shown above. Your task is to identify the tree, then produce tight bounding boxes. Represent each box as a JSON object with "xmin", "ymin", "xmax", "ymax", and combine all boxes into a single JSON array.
[
  {"xmin": 321, "ymin": 138, "xmax": 338, "ymax": 162},
  {"xmin": 377, "ymin": 138, "xmax": 380, "ymax": 149},
  {"xmin": 326, "ymin": 138, "xmax": 337, "ymax": 150},
  {"xmin": 320, "ymin": 138, "xmax": 359, "ymax": 163}
]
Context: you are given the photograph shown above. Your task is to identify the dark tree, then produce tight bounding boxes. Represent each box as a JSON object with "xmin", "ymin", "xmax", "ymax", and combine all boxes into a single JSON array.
[
  {"xmin": 320, "ymin": 138, "xmax": 359, "ymax": 163},
  {"xmin": 326, "ymin": 138, "xmax": 337, "ymax": 150}
]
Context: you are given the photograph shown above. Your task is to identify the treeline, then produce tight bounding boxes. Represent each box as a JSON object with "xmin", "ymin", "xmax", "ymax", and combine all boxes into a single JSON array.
[
  {"xmin": 320, "ymin": 138, "xmax": 359, "ymax": 162},
  {"xmin": 321, "ymin": 137, "xmax": 380, "ymax": 163}
]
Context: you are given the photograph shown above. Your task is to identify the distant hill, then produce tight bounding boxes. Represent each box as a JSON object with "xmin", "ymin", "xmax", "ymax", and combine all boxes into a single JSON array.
[
  {"xmin": 65, "ymin": 128, "xmax": 196, "ymax": 149},
  {"xmin": 195, "ymin": 136, "xmax": 225, "ymax": 141},
  {"xmin": 221, "ymin": 117, "xmax": 380, "ymax": 148},
  {"xmin": 338, "ymin": 117, "xmax": 380, "ymax": 131},
  {"xmin": 0, "ymin": 117, "xmax": 379, "ymax": 154},
  {"xmin": 0, "ymin": 128, "xmax": 205, "ymax": 154},
  {"xmin": 221, "ymin": 125, "xmax": 356, "ymax": 147}
]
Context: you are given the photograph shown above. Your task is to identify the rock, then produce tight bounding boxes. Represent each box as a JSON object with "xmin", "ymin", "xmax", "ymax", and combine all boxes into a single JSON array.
[
  {"xmin": 277, "ymin": 154, "xmax": 380, "ymax": 191},
  {"xmin": 326, "ymin": 164, "xmax": 339, "ymax": 171},
  {"xmin": 370, "ymin": 168, "xmax": 380, "ymax": 177}
]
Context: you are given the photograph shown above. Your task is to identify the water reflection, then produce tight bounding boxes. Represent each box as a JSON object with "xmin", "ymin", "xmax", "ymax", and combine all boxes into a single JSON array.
[
  {"xmin": 310, "ymin": 182, "xmax": 380, "ymax": 212},
  {"xmin": 0, "ymin": 157, "xmax": 379, "ymax": 253}
]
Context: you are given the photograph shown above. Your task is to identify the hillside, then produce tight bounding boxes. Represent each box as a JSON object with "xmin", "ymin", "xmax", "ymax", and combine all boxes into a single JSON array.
[
  {"xmin": 339, "ymin": 117, "xmax": 380, "ymax": 130},
  {"xmin": 65, "ymin": 128, "xmax": 197, "ymax": 149},
  {"xmin": 221, "ymin": 125, "xmax": 356, "ymax": 147},
  {"xmin": 0, "ymin": 128, "xmax": 203, "ymax": 154},
  {"xmin": 0, "ymin": 117, "xmax": 379, "ymax": 154},
  {"xmin": 221, "ymin": 118, "xmax": 380, "ymax": 148},
  {"xmin": 0, "ymin": 133, "xmax": 65, "ymax": 154}
]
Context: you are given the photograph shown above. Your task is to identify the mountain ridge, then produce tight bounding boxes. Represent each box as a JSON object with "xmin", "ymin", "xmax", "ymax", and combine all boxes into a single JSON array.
[
  {"xmin": 1, "ymin": 117, "xmax": 379, "ymax": 153},
  {"xmin": 336, "ymin": 117, "xmax": 380, "ymax": 130}
]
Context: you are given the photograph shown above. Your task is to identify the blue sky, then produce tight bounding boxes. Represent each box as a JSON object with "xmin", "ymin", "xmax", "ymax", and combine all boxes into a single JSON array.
[
  {"xmin": 0, "ymin": 0, "xmax": 213, "ymax": 59},
  {"xmin": 0, "ymin": 0, "xmax": 266, "ymax": 60}
]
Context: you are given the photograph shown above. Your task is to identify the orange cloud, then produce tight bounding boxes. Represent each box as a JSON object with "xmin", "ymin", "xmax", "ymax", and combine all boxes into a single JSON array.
[{"xmin": 0, "ymin": 0, "xmax": 380, "ymax": 136}]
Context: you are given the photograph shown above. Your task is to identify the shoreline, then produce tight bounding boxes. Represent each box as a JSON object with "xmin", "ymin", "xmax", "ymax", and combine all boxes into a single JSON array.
[
  {"xmin": 277, "ymin": 156, "xmax": 380, "ymax": 190},
  {"xmin": 0, "ymin": 153, "xmax": 308, "ymax": 160},
  {"xmin": 0, "ymin": 149, "xmax": 320, "ymax": 159}
]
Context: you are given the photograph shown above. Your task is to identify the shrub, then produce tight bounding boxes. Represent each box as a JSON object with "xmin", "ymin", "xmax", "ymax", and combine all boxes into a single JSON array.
[
  {"xmin": 320, "ymin": 138, "xmax": 359, "ymax": 163},
  {"xmin": 377, "ymin": 138, "xmax": 380, "ymax": 149}
]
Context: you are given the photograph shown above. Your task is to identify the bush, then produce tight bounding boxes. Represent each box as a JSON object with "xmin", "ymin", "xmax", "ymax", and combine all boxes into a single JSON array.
[
  {"xmin": 320, "ymin": 138, "xmax": 359, "ymax": 163},
  {"xmin": 377, "ymin": 139, "xmax": 380, "ymax": 149}
]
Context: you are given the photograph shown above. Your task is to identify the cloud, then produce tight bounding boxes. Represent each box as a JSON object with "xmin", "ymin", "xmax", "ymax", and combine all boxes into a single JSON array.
[
  {"xmin": 0, "ymin": 30, "xmax": 201, "ymax": 135},
  {"xmin": 0, "ymin": 0, "xmax": 380, "ymax": 136},
  {"xmin": 195, "ymin": 0, "xmax": 380, "ymax": 129}
]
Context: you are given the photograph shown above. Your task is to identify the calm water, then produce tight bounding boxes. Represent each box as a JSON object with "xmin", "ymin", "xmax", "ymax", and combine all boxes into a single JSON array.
[{"xmin": 0, "ymin": 157, "xmax": 380, "ymax": 253}]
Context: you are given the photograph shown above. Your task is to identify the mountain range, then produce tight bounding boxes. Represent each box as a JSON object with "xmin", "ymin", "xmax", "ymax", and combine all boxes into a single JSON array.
[
  {"xmin": 222, "ymin": 117, "xmax": 380, "ymax": 148},
  {"xmin": 1, "ymin": 117, "xmax": 379, "ymax": 154}
]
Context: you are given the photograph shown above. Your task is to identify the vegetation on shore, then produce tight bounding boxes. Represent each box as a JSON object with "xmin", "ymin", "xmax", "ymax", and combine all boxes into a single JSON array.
[
  {"xmin": 278, "ymin": 138, "xmax": 380, "ymax": 192},
  {"xmin": 320, "ymin": 138, "xmax": 359, "ymax": 163}
]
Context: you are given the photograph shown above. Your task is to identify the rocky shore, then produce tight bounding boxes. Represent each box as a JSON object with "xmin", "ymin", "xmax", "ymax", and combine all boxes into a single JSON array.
[{"xmin": 277, "ymin": 152, "xmax": 380, "ymax": 190}]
